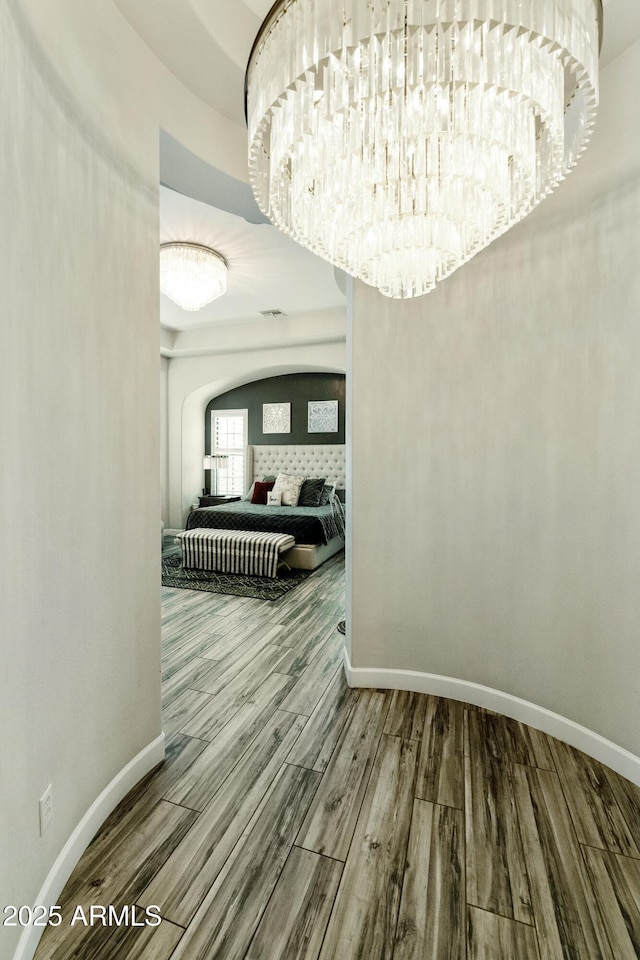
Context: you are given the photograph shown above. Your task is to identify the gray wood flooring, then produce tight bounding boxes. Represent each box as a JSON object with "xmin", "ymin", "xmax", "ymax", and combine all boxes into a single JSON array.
[{"xmin": 35, "ymin": 546, "xmax": 640, "ymax": 959}]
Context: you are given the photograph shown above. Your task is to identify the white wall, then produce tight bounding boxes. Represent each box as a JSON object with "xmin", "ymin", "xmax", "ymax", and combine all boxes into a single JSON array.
[
  {"xmin": 0, "ymin": 2, "xmax": 198, "ymax": 957},
  {"xmin": 16, "ymin": 0, "xmax": 247, "ymax": 183},
  {"xmin": 161, "ymin": 356, "xmax": 170, "ymax": 523},
  {"xmin": 349, "ymin": 42, "xmax": 640, "ymax": 761}
]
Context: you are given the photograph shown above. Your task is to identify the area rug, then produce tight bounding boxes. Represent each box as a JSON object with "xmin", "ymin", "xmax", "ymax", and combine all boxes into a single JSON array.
[{"xmin": 161, "ymin": 552, "xmax": 311, "ymax": 601}]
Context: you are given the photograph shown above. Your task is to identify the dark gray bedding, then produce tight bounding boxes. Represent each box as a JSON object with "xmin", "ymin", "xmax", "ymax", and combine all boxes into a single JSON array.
[{"xmin": 185, "ymin": 499, "xmax": 343, "ymax": 544}]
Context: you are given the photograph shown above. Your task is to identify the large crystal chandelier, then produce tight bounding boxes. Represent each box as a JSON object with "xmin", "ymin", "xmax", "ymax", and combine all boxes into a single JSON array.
[
  {"xmin": 246, "ymin": 0, "xmax": 600, "ymax": 299},
  {"xmin": 160, "ymin": 243, "xmax": 227, "ymax": 311}
]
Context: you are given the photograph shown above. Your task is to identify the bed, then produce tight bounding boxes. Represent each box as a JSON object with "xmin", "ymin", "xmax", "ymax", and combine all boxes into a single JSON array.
[{"xmin": 186, "ymin": 444, "xmax": 346, "ymax": 571}]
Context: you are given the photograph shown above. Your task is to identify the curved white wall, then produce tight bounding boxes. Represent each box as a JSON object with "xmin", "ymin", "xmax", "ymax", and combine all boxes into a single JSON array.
[
  {"xmin": 16, "ymin": 0, "xmax": 247, "ymax": 182},
  {"xmin": 0, "ymin": 3, "xmax": 253, "ymax": 959},
  {"xmin": 349, "ymin": 42, "xmax": 640, "ymax": 769}
]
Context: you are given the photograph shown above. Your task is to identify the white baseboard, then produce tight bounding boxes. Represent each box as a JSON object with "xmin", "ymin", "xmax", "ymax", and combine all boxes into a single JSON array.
[
  {"xmin": 342, "ymin": 648, "xmax": 640, "ymax": 788},
  {"xmin": 14, "ymin": 734, "xmax": 166, "ymax": 960}
]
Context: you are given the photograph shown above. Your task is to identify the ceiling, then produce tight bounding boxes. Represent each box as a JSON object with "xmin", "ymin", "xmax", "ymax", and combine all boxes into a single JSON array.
[
  {"xmin": 159, "ymin": 184, "xmax": 346, "ymax": 332},
  {"xmin": 112, "ymin": 0, "xmax": 273, "ymax": 124},
  {"xmin": 114, "ymin": 0, "xmax": 640, "ymax": 126},
  {"xmin": 115, "ymin": 0, "xmax": 640, "ymax": 332}
]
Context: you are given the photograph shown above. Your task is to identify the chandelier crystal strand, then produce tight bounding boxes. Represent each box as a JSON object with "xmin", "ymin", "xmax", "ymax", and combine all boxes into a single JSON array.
[
  {"xmin": 247, "ymin": 0, "xmax": 599, "ymax": 299},
  {"xmin": 159, "ymin": 243, "xmax": 227, "ymax": 311}
]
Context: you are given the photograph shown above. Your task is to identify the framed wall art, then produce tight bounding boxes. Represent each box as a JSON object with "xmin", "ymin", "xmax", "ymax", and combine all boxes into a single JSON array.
[
  {"xmin": 262, "ymin": 402, "xmax": 291, "ymax": 434},
  {"xmin": 308, "ymin": 399, "xmax": 338, "ymax": 433}
]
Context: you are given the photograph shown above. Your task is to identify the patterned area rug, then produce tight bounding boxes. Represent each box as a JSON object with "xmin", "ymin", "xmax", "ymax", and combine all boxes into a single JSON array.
[{"xmin": 161, "ymin": 551, "xmax": 310, "ymax": 601}]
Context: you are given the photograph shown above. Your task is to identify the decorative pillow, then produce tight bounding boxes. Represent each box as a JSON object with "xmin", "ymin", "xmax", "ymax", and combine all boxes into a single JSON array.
[
  {"xmin": 251, "ymin": 479, "xmax": 275, "ymax": 505},
  {"xmin": 298, "ymin": 477, "xmax": 326, "ymax": 507},
  {"xmin": 319, "ymin": 482, "xmax": 336, "ymax": 505},
  {"xmin": 266, "ymin": 491, "xmax": 282, "ymax": 507},
  {"xmin": 272, "ymin": 472, "xmax": 305, "ymax": 507},
  {"xmin": 243, "ymin": 475, "xmax": 277, "ymax": 500}
]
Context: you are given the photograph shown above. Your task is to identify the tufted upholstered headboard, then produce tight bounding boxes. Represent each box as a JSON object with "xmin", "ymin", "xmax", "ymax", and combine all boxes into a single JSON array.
[{"xmin": 249, "ymin": 444, "xmax": 346, "ymax": 490}]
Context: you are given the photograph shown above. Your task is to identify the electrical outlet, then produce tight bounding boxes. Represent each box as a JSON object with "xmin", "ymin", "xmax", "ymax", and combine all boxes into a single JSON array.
[{"xmin": 39, "ymin": 784, "xmax": 53, "ymax": 835}]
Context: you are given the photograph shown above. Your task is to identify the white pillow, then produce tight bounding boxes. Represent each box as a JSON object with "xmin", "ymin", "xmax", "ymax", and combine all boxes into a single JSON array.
[
  {"xmin": 272, "ymin": 472, "xmax": 305, "ymax": 506},
  {"xmin": 267, "ymin": 491, "xmax": 282, "ymax": 507}
]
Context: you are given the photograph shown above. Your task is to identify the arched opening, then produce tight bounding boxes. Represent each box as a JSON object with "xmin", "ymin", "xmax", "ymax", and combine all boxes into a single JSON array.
[{"xmin": 176, "ymin": 363, "xmax": 346, "ymax": 530}]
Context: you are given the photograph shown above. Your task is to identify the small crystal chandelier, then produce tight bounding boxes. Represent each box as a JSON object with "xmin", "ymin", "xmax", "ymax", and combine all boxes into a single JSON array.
[
  {"xmin": 160, "ymin": 243, "xmax": 227, "ymax": 311},
  {"xmin": 246, "ymin": 0, "xmax": 600, "ymax": 299}
]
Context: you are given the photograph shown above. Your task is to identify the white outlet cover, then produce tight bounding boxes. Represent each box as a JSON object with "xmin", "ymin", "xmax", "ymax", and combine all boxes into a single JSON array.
[{"xmin": 39, "ymin": 784, "xmax": 53, "ymax": 834}]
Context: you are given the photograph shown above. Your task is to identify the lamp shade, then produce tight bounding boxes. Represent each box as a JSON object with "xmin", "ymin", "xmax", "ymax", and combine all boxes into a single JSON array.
[
  {"xmin": 203, "ymin": 455, "xmax": 229, "ymax": 470},
  {"xmin": 160, "ymin": 243, "xmax": 227, "ymax": 311}
]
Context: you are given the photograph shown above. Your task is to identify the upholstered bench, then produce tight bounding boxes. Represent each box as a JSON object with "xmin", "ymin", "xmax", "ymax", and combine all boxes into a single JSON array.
[{"xmin": 177, "ymin": 528, "xmax": 296, "ymax": 579}]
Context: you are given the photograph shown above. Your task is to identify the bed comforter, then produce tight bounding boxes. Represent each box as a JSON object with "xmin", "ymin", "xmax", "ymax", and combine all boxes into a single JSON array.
[{"xmin": 185, "ymin": 499, "xmax": 343, "ymax": 544}]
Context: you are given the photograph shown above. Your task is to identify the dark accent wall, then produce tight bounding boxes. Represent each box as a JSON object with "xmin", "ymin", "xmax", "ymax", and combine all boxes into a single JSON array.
[{"xmin": 205, "ymin": 372, "xmax": 346, "ymax": 451}]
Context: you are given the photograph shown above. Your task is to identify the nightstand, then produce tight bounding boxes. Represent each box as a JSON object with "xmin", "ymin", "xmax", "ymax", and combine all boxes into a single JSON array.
[{"xmin": 198, "ymin": 494, "xmax": 241, "ymax": 507}]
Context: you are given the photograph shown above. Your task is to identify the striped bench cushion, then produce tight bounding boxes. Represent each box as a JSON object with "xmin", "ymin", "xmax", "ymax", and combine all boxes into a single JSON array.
[{"xmin": 179, "ymin": 528, "xmax": 296, "ymax": 579}]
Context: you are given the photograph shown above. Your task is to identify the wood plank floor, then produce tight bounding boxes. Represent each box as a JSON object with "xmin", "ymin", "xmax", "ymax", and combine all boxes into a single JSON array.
[{"xmin": 35, "ymin": 545, "xmax": 640, "ymax": 960}]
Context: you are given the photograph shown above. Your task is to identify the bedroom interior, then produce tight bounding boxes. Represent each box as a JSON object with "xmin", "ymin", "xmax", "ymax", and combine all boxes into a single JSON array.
[
  {"xmin": 2, "ymin": 1, "xmax": 640, "ymax": 959},
  {"xmin": 169, "ymin": 373, "xmax": 348, "ymax": 578}
]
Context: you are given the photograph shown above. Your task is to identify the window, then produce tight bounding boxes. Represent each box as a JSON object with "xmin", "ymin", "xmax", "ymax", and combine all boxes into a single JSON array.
[{"xmin": 210, "ymin": 409, "xmax": 248, "ymax": 496}]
